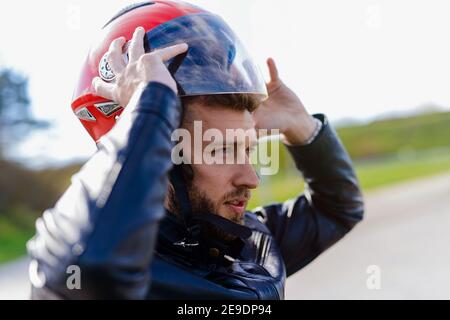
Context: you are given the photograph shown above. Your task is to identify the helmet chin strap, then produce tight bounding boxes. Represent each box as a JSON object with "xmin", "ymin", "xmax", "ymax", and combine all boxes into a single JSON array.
[
  {"xmin": 168, "ymin": 55, "xmax": 252, "ymax": 242},
  {"xmin": 169, "ymin": 165, "xmax": 193, "ymax": 229}
]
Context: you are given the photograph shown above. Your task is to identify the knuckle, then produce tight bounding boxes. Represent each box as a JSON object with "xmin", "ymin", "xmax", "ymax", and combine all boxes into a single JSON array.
[
  {"xmin": 150, "ymin": 51, "xmax": 162, "ymax": 60},
  {"xmin": 128, "ymin": 39, "xmax": 137, "ymax": 47},
  {"xmin": 129, "ymin": 43, "xmax": 140, "ymax": 54},
  {"xmin": 139, "ymin": 53, "xmax": 154, "ymax": 64},
  {"xmin": 137, "ymin": 54, "xmax": 146, "ymax": 64}
]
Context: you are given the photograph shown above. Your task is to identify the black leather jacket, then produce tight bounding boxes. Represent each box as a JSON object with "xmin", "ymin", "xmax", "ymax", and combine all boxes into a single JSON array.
[{"xmin": 27, "ymin": 82, "xmax": 364, "ymax": 300}]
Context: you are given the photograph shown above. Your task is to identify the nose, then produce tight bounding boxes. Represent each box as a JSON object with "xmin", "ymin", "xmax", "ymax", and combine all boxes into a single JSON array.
[{"xmin": 232, "ymin": 163, "xmax": 260, "ymax": 190}]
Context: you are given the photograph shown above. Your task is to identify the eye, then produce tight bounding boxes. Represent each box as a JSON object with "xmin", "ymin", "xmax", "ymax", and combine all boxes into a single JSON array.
[
  {"xmin": 211, "ymin": 146, "xmax": 232, "ymax": 156},
  {"xmin": 223, "ymin": 146, "xmax": 233, "ymax": 154},
  {"xmin": 246, "ymin": 146, "xmax": 257, "ymax": 155}
]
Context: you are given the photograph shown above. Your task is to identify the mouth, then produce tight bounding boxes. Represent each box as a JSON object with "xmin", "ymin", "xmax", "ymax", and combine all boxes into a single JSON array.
[{"xmin": 224, "ymin": 198, "xmax": 248, "ymax": 215}]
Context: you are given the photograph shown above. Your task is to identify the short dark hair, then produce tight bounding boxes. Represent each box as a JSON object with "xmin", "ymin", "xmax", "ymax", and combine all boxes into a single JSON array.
[{"xmin": 181, "ymin": 94, "xmax": 261, "ymax": 113}]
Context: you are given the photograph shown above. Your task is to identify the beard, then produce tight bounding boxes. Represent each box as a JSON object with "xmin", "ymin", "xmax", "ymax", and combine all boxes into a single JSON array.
[
  {"xmin": 189, "ymin": 185, "xmax": 249, "ymax": 242},
  {"xmin": 167, "ymin": 177, "xmax": 250, "ymax": 242}
]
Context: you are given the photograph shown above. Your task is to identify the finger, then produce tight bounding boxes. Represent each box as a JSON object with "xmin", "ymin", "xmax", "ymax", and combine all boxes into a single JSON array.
[
  {"xmin": 154, "ymin": 43, "xmax": 189, "ymax": 62},
  {"xmin": 92, "ymin": 77, "xmax": 115, "ymax": 100},
  {"xmin": 267, "ymin": 58, "xmax": 279, "ymax": 83},
  {"xmin": 107, "ymin": 37, "xmax": 127, "ymax": 73},
  {"xmin": 128, "ymin": 27, "xmax": 146, "ymax": 62}
]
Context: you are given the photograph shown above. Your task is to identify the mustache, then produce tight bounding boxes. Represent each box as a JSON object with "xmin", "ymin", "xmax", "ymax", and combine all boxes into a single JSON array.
[{"xmin": 222, "ymin": 188, "xmax": 251, "ymax": 203}]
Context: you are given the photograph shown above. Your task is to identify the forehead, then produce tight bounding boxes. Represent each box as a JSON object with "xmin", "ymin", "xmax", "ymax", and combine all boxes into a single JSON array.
[{"xmin": 184, "ymin": 102, "xmax": 256, "ymax": 133}]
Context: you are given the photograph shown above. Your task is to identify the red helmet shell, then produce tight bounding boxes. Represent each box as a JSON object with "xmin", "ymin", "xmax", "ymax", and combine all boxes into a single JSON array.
[{"xmin": 71, "ymin": 1, "xmax": 204, "ymax": 142}]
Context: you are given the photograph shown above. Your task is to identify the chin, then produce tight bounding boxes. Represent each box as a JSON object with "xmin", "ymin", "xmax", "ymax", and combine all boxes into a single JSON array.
[{"xmin": 219, "ymin": 207, "xmax": 245, "ymax": 225}]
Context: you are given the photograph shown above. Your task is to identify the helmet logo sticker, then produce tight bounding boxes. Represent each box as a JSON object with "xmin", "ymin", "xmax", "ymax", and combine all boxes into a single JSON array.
[
  {"xmin": 94, "ymin": 101, "xmax": 122, "ymax": 116},
  {"xmin": 99, "ymin": 52, "xmax": 116, "ymax": 82},
  {"xmin": 75, "ymin": 107, "xmax": 96, "ymax": 122},
  {"xmin": 99, "ymin": 44, "xmax": 130, "ymax": 82}
]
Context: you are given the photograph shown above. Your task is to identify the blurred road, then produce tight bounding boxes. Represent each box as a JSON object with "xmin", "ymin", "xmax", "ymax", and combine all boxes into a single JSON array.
[
  {"xmin": 1, "ymin": 172, "xmax": 450, "ymax": 300},
  {"xmin": 0, "ymin": 257, "xmax": 29, "ymax": 300},
  {"xmin": 286, "ymin": 171, "xmax": 450, "ymax": 299}
]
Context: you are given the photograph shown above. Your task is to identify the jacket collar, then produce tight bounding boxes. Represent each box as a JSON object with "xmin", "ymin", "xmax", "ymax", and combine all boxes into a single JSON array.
[{"xmin": 157, "ymin": 211, "xmax": 248, "ymax": 268}]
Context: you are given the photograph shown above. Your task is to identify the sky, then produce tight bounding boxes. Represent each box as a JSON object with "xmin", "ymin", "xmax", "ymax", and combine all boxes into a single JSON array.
[{"xmin": 1, "ymin": 0, "xmax": 450, "ymax": 167}]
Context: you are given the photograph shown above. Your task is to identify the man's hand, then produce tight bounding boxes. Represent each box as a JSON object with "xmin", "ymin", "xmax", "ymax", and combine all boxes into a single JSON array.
[
  {"xmin": 92, "ymin": 27, "xmax": 188, "ymax": 107},
  {"xmin": 253, "ymin": 58, "xmax": 317, "ymax": 146}
]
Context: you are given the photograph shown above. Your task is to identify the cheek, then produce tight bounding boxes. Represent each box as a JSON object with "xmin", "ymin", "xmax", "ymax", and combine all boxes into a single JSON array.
[{"xmin": 191, "ymin": 164, "xmax": 232, "ymax": 200}]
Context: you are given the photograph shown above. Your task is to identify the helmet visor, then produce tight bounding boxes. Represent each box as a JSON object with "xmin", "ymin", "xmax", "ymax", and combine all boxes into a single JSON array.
[{"xmin": 145, "ymin": 13, "xmax": 268, "ymax": 102}]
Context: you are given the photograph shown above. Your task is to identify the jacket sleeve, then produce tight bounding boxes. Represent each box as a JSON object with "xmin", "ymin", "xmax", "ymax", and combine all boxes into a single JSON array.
[
  {"xmin": 253, "ymin": 114, "xmax": 365, "ymax": 277},
  {"xmin": 27, "ymin": 82, "xmax": 181, "ymax": 299}
]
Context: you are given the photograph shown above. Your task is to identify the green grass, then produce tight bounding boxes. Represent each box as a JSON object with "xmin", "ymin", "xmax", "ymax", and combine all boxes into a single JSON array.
[
  {"xmin": 0, "ymin": 216, "xmax": 34, "ymax": 264},
  {"xmin": 265, "ymin": 111, "xmax": 450, "ymax": 177},
  {"xmin": 337, "ymin": 111, "xmax": 450, "ymax": 159},
  {"xmin": 356, "ymin": 148, "xmax": 450, "ymax": 190}
]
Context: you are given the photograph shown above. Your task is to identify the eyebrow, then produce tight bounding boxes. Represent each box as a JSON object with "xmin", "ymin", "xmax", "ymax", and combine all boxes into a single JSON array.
[{"xmin": 207, "ymin": 130, "xmax": 258, "ymax": 148}]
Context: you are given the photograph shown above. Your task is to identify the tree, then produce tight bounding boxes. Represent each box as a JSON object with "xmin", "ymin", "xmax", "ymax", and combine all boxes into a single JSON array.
[{"xmin": 0, "ymin": 68, "xmax": 48, "ymax": 157}]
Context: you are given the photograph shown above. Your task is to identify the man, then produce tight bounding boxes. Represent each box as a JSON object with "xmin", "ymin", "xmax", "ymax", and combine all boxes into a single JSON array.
[{"xmin": 28, "ymin": 0, "xmax": 364, "ymax": 299}]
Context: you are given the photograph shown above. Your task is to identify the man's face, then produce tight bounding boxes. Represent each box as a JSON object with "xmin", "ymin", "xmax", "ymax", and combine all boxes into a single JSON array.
[{"xmin": 180, "ymin": 102, "xmax": 260, "ymax": 226}]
